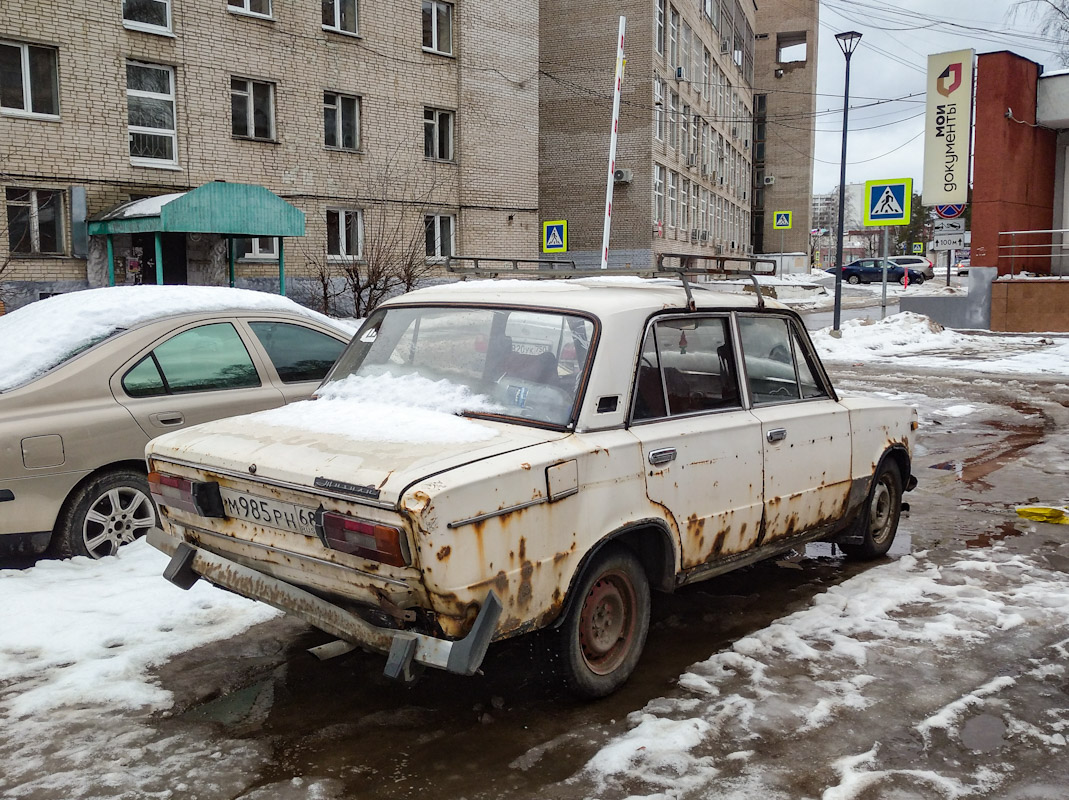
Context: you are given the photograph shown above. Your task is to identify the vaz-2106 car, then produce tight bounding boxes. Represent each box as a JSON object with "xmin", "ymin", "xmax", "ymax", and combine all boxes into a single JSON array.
[{"xmin": 146, "ymin": 272, "xmax": 917, "ymax": 697}]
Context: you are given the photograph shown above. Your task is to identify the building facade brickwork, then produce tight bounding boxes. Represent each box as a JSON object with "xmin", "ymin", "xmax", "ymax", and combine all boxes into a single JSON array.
[
  {"xmin": 751, "ymin": 0, "xmax": 817, "ymax": 256},
  {"xmin": 539, "ymin": 0, "xmax": 756, "ymax": 269},
  {"xmin": 1, "ymin": 0, "xmax": 539, "ymax": 311}
]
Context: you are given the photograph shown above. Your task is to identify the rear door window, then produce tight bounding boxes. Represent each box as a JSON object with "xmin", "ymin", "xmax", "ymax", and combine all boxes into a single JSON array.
[
  {"xmin": 122, "ymin": 322, "xmax": 260, "ymax": 396},
  {"xmin": 248, "ymin": 321, "xmax": 346, "ymax": 383}
]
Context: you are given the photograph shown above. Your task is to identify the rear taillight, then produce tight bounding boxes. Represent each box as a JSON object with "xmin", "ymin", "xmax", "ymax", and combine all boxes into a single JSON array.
[
  {"xmin": 147, "ymin": 472, "xmax": 224, "ymax": 517},
  {"xmin": 316, "ymin": 511, "xmax": 408, "ymax": 567}
]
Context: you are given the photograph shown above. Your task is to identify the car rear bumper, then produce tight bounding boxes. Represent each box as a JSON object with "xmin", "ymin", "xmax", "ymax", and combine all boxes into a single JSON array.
[{"xmin": 147, "ymin": 526, "xmax": 502, "ymax": 682}]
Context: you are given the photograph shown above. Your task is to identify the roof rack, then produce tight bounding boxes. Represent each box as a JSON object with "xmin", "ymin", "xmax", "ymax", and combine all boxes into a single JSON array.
[{"xmin": 444, "ymin": 254, "xmax": 777, "ymax": 311}]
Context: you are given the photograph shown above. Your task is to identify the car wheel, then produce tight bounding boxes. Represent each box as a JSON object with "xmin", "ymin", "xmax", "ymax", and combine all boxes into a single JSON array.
[
  {"xmin": 913, "ymin": 274, "xmax": 925, "ymax": 285},
  {"xmin": 53, "ymin": 469, "xmax": 158, "ymax": 559},
  {"xmin": 847, "ymin": 275, "xmax": 860, "ymax": 285},
  {"xmin": 556, "ymin": 546, "xmax": 650, "ymax": 698},
  {"xmin": 840, "ymin": 461, "xmax": 902, "ymax": 561}
]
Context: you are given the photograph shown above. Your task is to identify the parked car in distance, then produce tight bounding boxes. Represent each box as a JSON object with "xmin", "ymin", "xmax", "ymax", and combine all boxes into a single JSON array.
[
  {"xmin": 956, "ymin": 258, "xmax": 971, "ymax": 275},
  {"xmin": 0, "ymin": 286, "xmax": 353, "ymax": 559},
  {"xmin": 826, "ymin": 258, "xmax": 926, "ymax": 285},
  {"xmin": 145, "ymin": 272, "xmax": 918, "ymax": 698},
  {"xmin": 888, "ymin": 255, "xmax": 935, "ymax": 280}
]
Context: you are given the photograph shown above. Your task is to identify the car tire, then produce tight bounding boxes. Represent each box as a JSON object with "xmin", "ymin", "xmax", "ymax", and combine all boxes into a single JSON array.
[
  {"xmin": 847, "ymin": 275, "xmax": 860, "ymax": 285},
  {"xmin": 840, "ymin": 461, "xmax": 902, "ymax": 561},
  {"xmin": 555, "ymin": 545, "xmax": 650, "ymax": 698},
  {"xmin": 52, "ymin": 469, "xmax": 158, "ymax": 559},
  {"xmin": 913, "ymin": 274, "xmax": 925, "ymax": 285}
]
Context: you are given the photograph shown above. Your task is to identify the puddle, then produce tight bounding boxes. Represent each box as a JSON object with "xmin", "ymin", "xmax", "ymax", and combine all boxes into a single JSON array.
[
  {"xmin": 960, "ymin": 713, "xmax": 1007, "ymax": 752},
  {"xmin": 966, "ymin": 520, "xmax": 1024, "ymax": 549}
]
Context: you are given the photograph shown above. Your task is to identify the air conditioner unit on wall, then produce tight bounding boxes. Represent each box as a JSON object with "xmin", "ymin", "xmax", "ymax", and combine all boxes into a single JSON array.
[
  {"xmin": 763, "ymin": 175, "xmax": 776, "ymax": 185},
  {"xmin": 686, "ymin": 153, "xmax": 698, "ymax": 168},
  {"xmin": 676, "ymin": 66, "xmax": 687, "ymax": 81},
  {"xmin": 613, "ymin": 167, "xmax": 633, "ymax": 184},
  {"xmin": 700, "ymin": 230, "xmax": 709, "ymax": 242},
  {"xmin": 720, "ymin": 38, "xmax": 730, "ymax": 55}
]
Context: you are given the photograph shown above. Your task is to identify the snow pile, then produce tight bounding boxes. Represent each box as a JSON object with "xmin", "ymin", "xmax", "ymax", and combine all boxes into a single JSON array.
[
  {"xmin": 812, "ymin": 312, "xmax": 1069, "ymax": 375},
  {"xmin": 0, "ymin": 285, "xmax": 352, "ymax": 392},
  {"xmin": 246, "ymin": 372, "xmax": 504, "ymax": 444},
  {"xmin": 0, "ymin": 541, "xmax": 279, "ymax": 716},
  {"xmin": 577, "ymin": 547, "xmax": 1069, "ymax": 799}
]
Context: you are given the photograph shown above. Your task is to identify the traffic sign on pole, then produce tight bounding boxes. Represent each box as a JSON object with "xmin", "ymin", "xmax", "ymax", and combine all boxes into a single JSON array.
[
  {"xmin": 863, "ymin": 178, "xmax": 912, "ymax": 226},
  {"xmin": 935, "ymin": 204, "xmax": 965, "ymax": 219},
  {"xmin": 773, "ymin": 211, "xmax": 792, "ymax": 230}
]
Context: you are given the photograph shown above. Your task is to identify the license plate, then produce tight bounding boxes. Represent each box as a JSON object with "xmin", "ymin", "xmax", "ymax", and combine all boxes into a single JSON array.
[{"xmin": 219, "ymin": 488, "xmax": 317, "ymax": 537}]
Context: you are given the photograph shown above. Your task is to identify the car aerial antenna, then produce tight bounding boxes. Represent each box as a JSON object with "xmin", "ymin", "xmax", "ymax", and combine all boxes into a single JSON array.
[{"xmin": 444, "ymin": 254, "xmax": 777, "ymax": 312}]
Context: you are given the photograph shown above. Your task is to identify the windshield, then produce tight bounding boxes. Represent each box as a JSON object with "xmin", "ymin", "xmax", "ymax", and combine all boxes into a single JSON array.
[{"xmin": 325, "ymin": 305, "xmax": 596, "ymax": 427}]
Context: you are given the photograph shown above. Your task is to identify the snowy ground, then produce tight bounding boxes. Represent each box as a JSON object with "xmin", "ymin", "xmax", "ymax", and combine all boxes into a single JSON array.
[{"xmin": 2, "ymin": 311, "xmax": 1068, "ymax": 799}]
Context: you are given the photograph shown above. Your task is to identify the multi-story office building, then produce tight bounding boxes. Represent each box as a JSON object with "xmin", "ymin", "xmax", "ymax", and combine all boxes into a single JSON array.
[
  {"xmin": 0, "ymin": 1, "xmax": 540, "ymax": 311},
  {"xmin": 751, "ymin": 0, "xmax": 817, "ymax": 255},
  {"xmin": 539, "ymin": 0, "xmax": 756, "ymax": 268}
]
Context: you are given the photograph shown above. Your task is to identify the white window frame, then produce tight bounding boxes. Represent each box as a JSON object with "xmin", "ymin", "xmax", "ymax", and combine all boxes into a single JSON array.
[
  {"xmin": 5, "ymin": 187, "xmax": 65, "ymax": 255},
  {"xmin": 669, "ymin": 8, "xmax": 679, "ymax": 69},
  {"xmin": 653, "ymin": 79, "xmax": 664, "ymax": 142},
  {"xmin": 422, "ymin": 1, "xmax": 453, "ymax": 56},
  {"xmin": 326, "ymin": 208, "xmax": 363, "ymax": 261},
  {"xmin": 122, "ymin": 0, "xmax": 172, "ymax": 34},
  {"xmin": 424, "ymin": 107, "xmax": 454, "ymax": 161},
  {"xmin": 0, "ymin": 40, "xmax": 59, "ymax": 118},
  {"xmin": 323, "ymin": 91, "xmax": 360, "ymax": 150},
  {"xmin": 127, "ymin": 61, "xmax": 177, "ymax": 167},
  {"xmin": 654, "ymin": 164, "xmax": 665, "ymax": 225},
  {"xmin": 668, "ymin": 91, "xmax": 678, "ymax": 150},
  {"xmin": 655, "ymin": 0, "xmax": 665, "ymax": 56},
  {"xmin": 667, "ymin": 171, "xmax": 678, "ymax": 229},
  {"xmin": 238, "ymin": 237, "xmax": 277, "ymax": 261},
  {"xmin": 231, "ymin": 77, "xmax": 276, "ymax": 141},
  {"xmin": 227, "ymin": 0, "xmax": 272, "ymax": 19},
  {"xmin": 322, "ymin": 0, "xmax": 358, "ymax": 35},
  {"xmin": 425, "ymin": 213, "xmax": 455, "ymax": 261}
]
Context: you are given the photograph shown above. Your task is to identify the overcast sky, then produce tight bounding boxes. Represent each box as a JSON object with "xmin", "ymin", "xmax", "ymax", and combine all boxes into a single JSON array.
[{"xmin": 807, "ymin": 0, "xmax": 1061, "ymax": 195}]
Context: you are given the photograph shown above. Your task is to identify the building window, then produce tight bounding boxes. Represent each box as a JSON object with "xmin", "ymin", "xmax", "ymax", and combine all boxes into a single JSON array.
[
  {"xmin": 327, "ymin": 209, "xmax": 363, "ymax": 259},
  {"xmin": 424, "ymin": 107, "xmax": 454, "ymax": 160},
  {"xmin": 425, "ymin": 214, "xmax": 455, "ymax": 260},
  {"xmin": 653, "ymin": 79, "xmax": 664, "ymax": 142},
  {"xmin": 655, "ymin": 0, "xmax": 665, "ymax": 56},
  {"xmin": 232, "ymin": 77, "xmax": 275, "ymax": 140},
  {"xmin": 6, "ymin": 188, "xmax": 64, "ymax": 255},
  {"xmin": 324, "ymin": 92, "xmax": 359, "ymax": 150},
  {"xmin": 668, "ymin": 8, "xmax": 678, "ymax": 69},
  {"xmin": 667, "ymin": 171, "xmax": 677, "ymax": 228},
  {"xmin": 227, "ymin": 0, "xmax": 271, "ymax": 18},
  {"xmin": 654, "ymin": 164, "xmax": 665, "ymax": 224},
  {"xmin": 667, "ymin": 91, "xmax": 678, "ymax": 150},
  {"xmin": 236, "ymin": 237, "xmax": 277, "ymax": 260},
  {"xmin": 777, "ymin": 31, "xmax": 807, "ymax": 63},
  {"xmin": 422, "ymin": 1, "xmax": 453, "ymax": 55},
  {"xmin": 0, "ymin": 41, "xmax": 59, "ymax": 117},
  {"xmin": 322, "ymin": 0, "xmax": 358, "ymax": 34},
  {"xmin": 127, "ymin": 62, "xmax": 176, "ymax": 166},
  {"xmin": 123, "ymin": 0, "xmax": 171, "ymax": 33}
]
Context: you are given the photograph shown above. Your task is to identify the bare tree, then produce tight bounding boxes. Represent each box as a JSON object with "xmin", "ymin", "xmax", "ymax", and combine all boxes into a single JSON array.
[
  {"xmin": 296, "ymin": 149, "xmax": 446, "ymax": 318},
  {"xmin": 1013, "ymin": 1, "xmax": 1069, "ymax": 65}
]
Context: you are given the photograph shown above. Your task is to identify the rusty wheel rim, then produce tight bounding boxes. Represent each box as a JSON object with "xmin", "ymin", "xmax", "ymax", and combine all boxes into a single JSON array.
[
  {"xmin": 868, "ymin": 477, "xmax": 894, "ymax": 546},
  {"xmin": 578, "ymin": 569, "xmax": 637, "ymax": 676}
]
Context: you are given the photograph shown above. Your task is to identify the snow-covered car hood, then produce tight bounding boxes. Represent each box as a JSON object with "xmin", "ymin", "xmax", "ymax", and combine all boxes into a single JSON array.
[{"xmin": 146, "ymin": 385, "xmax": 570, "ymax": 506}]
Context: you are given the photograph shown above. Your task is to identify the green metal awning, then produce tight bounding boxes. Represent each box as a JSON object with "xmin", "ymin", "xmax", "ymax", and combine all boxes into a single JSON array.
[
  {"xmin": 87, "ymin": 181, "xmax": 305, "ymax": 236},
  {"xmin": 87, "ymin": 182, "xmax": 304, "ymax": 295}
]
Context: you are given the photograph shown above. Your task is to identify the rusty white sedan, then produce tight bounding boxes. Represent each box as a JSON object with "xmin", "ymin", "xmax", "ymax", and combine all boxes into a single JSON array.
[{"xmin": 145, "ymin": 276, "xmax": 917, "ymax": 697}]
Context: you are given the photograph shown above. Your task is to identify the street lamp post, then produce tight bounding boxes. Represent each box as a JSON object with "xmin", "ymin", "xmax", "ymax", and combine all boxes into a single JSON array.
[{"xmin": 832, "ymin": 30, "xmax": 862, "ymax": 334}]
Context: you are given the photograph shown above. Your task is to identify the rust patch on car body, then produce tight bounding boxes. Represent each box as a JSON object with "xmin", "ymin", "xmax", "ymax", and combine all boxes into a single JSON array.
[{"xmin": 436, "ymin": 545, "xmax": 451, "ymax": 561}]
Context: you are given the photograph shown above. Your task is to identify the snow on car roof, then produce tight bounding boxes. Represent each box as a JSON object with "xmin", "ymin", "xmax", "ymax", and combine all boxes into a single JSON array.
[
  {"xmin": 387, "ymin": 277, "xmax": 781, "ymax": 316},
  {"xmin": 0, "ymin": 285, "xmax": 351, "ymax": 392}
]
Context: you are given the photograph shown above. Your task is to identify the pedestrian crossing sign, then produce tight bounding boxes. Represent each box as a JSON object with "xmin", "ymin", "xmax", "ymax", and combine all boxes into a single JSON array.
[
  {"xmin": 863, "ymin": 178, "xmax": 912, "ymax": 226},
  {"xmin": 543, "ymin": 220, "xmax": 567, "ymax": 253},
  {"xmin": 773, "ymin": 211, "xmax": 792, "ymax": 230},
  {"xmin": 912, "ymin": 242, "xmax": 923, "ymax": 254}
]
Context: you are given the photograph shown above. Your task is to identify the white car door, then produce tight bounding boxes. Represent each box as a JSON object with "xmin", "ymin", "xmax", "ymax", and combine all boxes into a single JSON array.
[
  {"xmin": 629, "ymin": 315, "xmax": 764, "ymax": 569},
  {"xmin": 737, "ymin": 314, "xmax": 852, "ymax": 544}
]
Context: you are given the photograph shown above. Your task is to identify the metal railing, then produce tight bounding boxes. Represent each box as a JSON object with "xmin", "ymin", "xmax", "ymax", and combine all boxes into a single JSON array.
[{"xmin": 997, "ymin": 228, "xmax": 1069, "ymax": 275}]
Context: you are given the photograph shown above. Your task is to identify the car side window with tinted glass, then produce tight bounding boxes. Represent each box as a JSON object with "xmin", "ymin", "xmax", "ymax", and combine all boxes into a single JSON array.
[
  {"xmin": 123, "ymin": 323, "xmax": 260, "ymax": 396},
  {"xmin": 248, "ymin": 322, "xmax": 346, "ymax": 383},
  {"xmin": 791, "ymin": 324, "xmax": 829, "ymax": 399},
  {"xmin": 739, "ymin": 316, "xmax": 801, "ymax": 404},
  {"xmin": 632, "ymin": 316, "xmax": 740, "ymax": 421}
]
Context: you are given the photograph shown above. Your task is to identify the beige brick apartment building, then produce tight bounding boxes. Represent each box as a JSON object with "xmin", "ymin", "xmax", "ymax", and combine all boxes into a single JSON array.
[
  {"xmin": 540, "ymin": 0, "xmax": 757, "ymax": 268},
  {"xmin": 0, "ymin": 0, "xmax": 539, "ymax": 311},
  {"xmin": 751, "ymin": 0, "xmax": 817, "ymax": 255}
]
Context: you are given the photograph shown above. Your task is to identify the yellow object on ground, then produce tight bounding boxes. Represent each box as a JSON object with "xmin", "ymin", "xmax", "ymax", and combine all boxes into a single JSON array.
[{"xmin": 1016, "ymin": 506, "xmax": 1069, "ymax": 525}]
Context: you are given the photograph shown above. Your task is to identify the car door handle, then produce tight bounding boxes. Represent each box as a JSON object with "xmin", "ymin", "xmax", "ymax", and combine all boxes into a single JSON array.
[
  {"xmin": 648, "ymin": 448, "xmax": 677, "ymax": 465},
  {"xmin": 149, "ymin": 412, "xmax": 185, "ymax": 427},
  {"xmin": 766, "ymin": 428, "xmax": 787, "ymax": 443}
]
